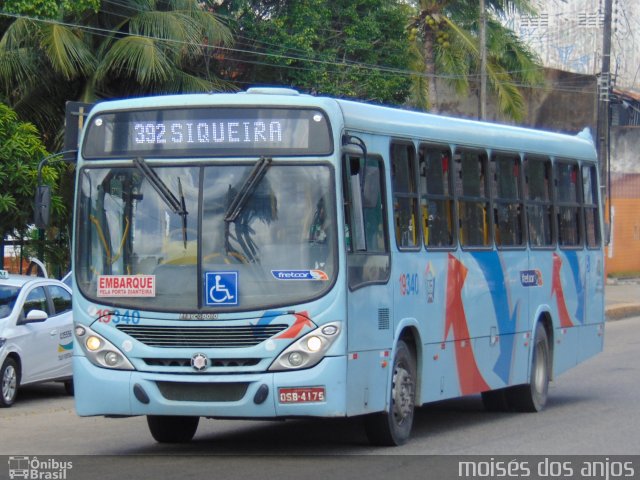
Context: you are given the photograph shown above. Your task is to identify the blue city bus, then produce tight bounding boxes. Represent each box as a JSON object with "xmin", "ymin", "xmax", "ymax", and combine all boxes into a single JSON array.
[{"xmin": 70, "ymin": 88, "xmax": 604, "ymax": 445}]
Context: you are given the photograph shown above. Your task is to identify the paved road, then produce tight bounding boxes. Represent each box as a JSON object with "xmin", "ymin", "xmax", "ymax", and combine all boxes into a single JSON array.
[{"xmin": 1, "ymin": 317, "xmax": 639, "ymax": 458}]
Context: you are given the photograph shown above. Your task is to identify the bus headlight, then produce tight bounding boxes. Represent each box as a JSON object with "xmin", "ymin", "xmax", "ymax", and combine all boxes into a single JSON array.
[
  {"xmin": 269, "ymin": 321, "xmax": 341, "ymax": 371},
  {"xmin": 75, "ymin": 325, "xmax": 134, "ymax": 371}
]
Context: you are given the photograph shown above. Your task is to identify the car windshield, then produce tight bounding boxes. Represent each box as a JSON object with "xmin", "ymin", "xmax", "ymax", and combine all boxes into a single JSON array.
[
  {"xmin": 76, "ymin": 163, "xmax": 336, "ymax": 313},
  {"xmin": 0, "ymin": 285, "xmax": 20, "ymax": 319}
]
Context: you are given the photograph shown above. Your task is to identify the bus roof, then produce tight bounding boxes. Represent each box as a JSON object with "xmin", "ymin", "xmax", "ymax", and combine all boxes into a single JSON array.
[
  {"xmin": 334, "ymin": 98, "xmax": 597, "ymax": 162},
  {"xmin": 88, "ymin": 89, "xmax": 597, "ymax": 162}
]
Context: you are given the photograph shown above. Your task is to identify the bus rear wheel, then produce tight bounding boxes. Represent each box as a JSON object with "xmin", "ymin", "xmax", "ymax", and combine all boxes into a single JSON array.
[
  {"xmin": 507, "ymin": 322, "xmax": 550, "ymax": 412},
  {"xmin": 481, "ymin": 388, "xmax": 510, "ymax": 412},
  {"xmin": 147, "ymin": 415, "xmax": 199, "ymax": 443},
  {"xmin": 364, "ymin": 340, "xmax": 416, "ymax": 446}
]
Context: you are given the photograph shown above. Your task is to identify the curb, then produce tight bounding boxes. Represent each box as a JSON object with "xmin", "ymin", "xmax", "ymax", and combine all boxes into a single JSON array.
[{"xmin": 605, "ymin": 304, "xmax": 640, "ymax": 321}]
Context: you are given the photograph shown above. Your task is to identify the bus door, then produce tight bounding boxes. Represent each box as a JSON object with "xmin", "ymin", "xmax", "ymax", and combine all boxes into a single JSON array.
[{"xmin": 342, "ymin": 152, "xmax": 392, "ymax": 416}]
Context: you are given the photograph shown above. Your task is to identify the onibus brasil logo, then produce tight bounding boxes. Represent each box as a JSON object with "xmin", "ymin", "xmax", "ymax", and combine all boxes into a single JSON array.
[{"xmin": 8, "ymin": 456, "xmax": 72, "ymax": 479}]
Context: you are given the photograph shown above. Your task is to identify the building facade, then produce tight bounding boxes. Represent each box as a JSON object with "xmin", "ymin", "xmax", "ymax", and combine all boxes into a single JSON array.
[{"xmin": 502, "ymin": 0, "xmax": 640, "ymax": 91}]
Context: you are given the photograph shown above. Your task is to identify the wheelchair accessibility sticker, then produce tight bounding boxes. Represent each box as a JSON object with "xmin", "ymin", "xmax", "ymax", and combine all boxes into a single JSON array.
[{"xmin": 205, "ymin": 271, "xmax": 238, "ymax": 306}]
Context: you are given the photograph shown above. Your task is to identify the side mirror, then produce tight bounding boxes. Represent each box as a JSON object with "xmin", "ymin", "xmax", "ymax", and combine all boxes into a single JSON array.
[
  {"xmin": 34, "ymin": 185, "xmax": 51, "ymax": 229},
  {"xmin": 24, "ymin": 309, "xmax": 49, "ymax": 323}
]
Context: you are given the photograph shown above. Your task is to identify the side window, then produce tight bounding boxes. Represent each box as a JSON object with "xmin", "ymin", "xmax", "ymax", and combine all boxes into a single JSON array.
[
  {"xmin": 391, "ymin": 142, "xmax": 419, "ymax": 249},
  {"xmin": 343, "ymin": 154, "xmax": 390, "ymax": 290},
  {"xmin": 48, "ymin": 285, "xmax": 72, "ymax": 315},
  {"xmin": 555, "ymin": 161, "xmax": 582, "ymax": 248},
  {"xmin": 582, "ymin": 165, "xmax": 601, "ymax": 248},
  {"xmin": 491, "ymin": 153, "xmax": 524, "ymax": 247},
  {"xmin": 23, "ymin": 287, "xmax": 49, "ymax": 318},
  {"xmin": 524, "ymin": 157, "xmax": 554, "ymax": 247},
  {"xmin": 455, "ymin": 149, "xmax": 490, "ymax": 247},
  {"xmin": 419, "ymin": 144, "xmax": 455, "ymax": 248}
]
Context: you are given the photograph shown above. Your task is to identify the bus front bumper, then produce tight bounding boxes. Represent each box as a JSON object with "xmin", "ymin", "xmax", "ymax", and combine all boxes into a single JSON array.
[{"xmin": 73, "ymin": 355, "xmax": 347, "ymax": 418}]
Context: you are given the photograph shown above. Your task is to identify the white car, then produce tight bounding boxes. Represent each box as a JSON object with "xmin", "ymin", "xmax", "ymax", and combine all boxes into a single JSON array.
[{"xmin": 0, "ymin": 270, "xmax": 74, "ymax": 407}]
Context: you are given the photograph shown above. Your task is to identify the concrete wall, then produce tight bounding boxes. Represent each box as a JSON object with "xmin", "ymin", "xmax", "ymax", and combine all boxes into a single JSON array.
[
  {"xmin": 435, "ymin": 68, "xmax": 597, "ymax": 134},
  {"xmin": 611, "ymin": 126, "xmax": 640, "ymax": 173}
]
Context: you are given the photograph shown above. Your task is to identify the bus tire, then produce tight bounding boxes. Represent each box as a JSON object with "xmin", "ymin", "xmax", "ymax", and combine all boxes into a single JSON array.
[
  {"xmin": 1, "ymin": 357, "xmax": 19, "ymax": 408},
  {"xmin": 507, "ymin": 322, "xmax": 550, "ymax": 412},
  {"xmin": 64, "ymin": 379, "xmax": 74, "ymax": 396},
  {"xmin": 481, "ymin": 388, "xmax": 510, "ymax": 412},
  {"xmin": 364, "ymin": 340, "xmax": 416, "ymax": 446},
  {"xmin": 146, "ymin": 415, "xmax": 199, "ymax": 443}
]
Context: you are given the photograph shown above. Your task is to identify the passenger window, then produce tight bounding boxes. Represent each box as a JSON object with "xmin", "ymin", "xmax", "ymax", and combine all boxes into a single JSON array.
[
  {"xmin": 555, "ymin": 161, "xmax": 582, "ymax": 248},
  {"xmin": 391, "ymin": 142, "xmax": 419, "ymax": 249},
  {"xmin": 419, "ymin": 145, "xmax": 455, "ymax": 248},
  {"xmin": 49, "ymin": 285, "xmax": 72, "ymax": 315},
  {"xmin": 524, "ymin": 157, "xmax": 554, "ymax": 247},
  {"xmin": 455, "ymin": 149, "xmax": 490, "ymax": 247},
  {"xmin": 491, "ymin": 154, "xmax": 524, "ymax": 247},
  {"xmin": 582, "ymin": 165, "xmax": 601, "ymax": 248},
  {"xmin": 23, "ymin": 287, "xmax": 49, "ymax": 318},
  {"xmin": 343, "ymin": 154, "xmax": 390, "ymax": 290}
]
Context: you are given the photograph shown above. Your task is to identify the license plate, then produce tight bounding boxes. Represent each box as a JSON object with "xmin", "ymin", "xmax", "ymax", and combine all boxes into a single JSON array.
[{"xmin": 278, "ymin": 387, "xmax": 326, "ymax": 404}]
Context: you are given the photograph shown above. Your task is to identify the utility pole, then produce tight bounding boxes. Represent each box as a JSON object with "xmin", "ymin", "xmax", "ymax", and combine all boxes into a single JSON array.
[
  {"xmin": 597, "ymin": 0, "xmax": 613, "ymax": 237},
  {"xmin": 479, "ymin": 0, "xmax": 487, "ymax": 120}
]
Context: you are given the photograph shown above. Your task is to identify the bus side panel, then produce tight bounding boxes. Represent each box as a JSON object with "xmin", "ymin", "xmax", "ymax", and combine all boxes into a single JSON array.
[
  {"xmin": 577, "ymin": 249, "xmax": 605, "ymax": 363},
  {"xmin": 554, "ymin": 326, "xmax": 579, "ymax": 375},
  {"xmin": 577, "ymin": 323, "xmax": 605, "ymax": 364},
  {"xmin": 551, "ymin": 250, "xmax": 585, "ymax": 375},
  {"xmin": 346, "ymin": 284, "xmax": 393, "ymax": 416},
  {"xmin": 471, "ymin": 250, "xmax": 531, "ymax": 389},
  {"xmin": 345, "ymin": 350, "xmax": 390, "ymax": 416},
  {"xmin": 454, "ymin": 251, "xmax": 530, "ymax": 394},
  {"xmin": 416, "ymin": 255, "xmax": 456, "ymax": 403}
]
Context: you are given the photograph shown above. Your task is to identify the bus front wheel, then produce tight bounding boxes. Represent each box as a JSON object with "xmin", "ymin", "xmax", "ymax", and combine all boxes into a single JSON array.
[
  {"xmin": 508, "ymin": 322, "xmax": 550, "ymax": 412},
  {"xmin": 364, "ymin": 339, "xmax": 416, "ymax": 446},
  {"xmin": 147, "ymin": 415, "xmax": 199, "ymax": 443}
]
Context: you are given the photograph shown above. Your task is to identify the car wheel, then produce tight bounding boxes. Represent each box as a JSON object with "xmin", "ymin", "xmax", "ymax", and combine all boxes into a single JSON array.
[{"xmin": 1, "ymin": 357, "xmax": 19, "ymax": 408}]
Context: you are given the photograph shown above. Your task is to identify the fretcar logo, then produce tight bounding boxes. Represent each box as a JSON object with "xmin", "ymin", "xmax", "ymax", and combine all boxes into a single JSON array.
[
  {"xmin": 271, "ymin": 270, "xmax": 329, "ymax": 281},
  {"xmin": 520, "ymin": 269, "xmax": 543, "ymax": 287}
]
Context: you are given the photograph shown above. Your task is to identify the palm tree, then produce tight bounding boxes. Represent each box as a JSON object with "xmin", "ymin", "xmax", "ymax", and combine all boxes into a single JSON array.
[
  {"xmin": 0, "ymin": 0, "xmax": 233, "ymax": 149},
  {"xmin": 408, "ymin": 0, "xmax": 543, "ymax": 121}
]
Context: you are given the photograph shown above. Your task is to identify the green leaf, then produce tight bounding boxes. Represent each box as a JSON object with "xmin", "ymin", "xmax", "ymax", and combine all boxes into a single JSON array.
[{"xmin": 40, "ymin": 24, "xmax": 97, "ymax": 80}]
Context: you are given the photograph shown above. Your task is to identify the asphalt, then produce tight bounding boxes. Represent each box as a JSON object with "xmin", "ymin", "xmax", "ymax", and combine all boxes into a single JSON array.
[{"xmin": 605, "ymin": 279, "xmax": 640, "ymax": 320}]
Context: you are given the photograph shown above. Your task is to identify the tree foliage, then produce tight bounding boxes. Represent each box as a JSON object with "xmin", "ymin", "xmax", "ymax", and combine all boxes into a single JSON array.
[
  {"xmin": 2, "ymin": 0, "xmax": 100, "ymax": 18},
  {"xmin": 219, "ymin": 0, "xmax": 413, "ymax": 104},
  {"xmin": 0, "ymin": 0, "xmax": 233, "ymax": 150},
  {"xmin": 408, "ymin": 0, "xmax": 543, "ymax": 120},
  {"xmin": 0, "ymin": 102, "xmax": 59, "ymax": 238}
]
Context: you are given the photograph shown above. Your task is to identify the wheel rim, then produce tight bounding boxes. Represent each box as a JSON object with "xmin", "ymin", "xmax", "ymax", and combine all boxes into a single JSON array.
[
  {"xmin": 533, "ymin": 341, "xmax": 548, "ymax": 395},
  {"xmin": 2, "ymin": 364, "xmax": 17, "ymax": 403},
  {"xmin": 391, "ymin": 365, "xmax": 415, "ymax": 426}
]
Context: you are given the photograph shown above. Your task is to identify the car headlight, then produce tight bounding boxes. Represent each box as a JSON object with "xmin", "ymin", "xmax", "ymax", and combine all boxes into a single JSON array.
[
  {"xmin": 269, "ymin": 322, "xmax": 341, "ymax": 371},
  {"xmin": 74, "ymin": 325, "xmax": 134, "ymax": 371}
]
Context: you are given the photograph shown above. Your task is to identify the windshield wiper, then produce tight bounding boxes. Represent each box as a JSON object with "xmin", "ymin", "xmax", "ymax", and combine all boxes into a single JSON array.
[
  {"xmin": 134, "ymin": 157, "xmax": 189, "ymax": 248},
  {"xmin": 224, "ymin": 156, "xmax": 272, "ymax": 222}
]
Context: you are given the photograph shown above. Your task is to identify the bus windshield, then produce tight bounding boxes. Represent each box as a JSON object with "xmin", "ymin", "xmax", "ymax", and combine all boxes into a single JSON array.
[{"xmin": 76, "ymin": 163, "xmax": 336, "ymax": 313}]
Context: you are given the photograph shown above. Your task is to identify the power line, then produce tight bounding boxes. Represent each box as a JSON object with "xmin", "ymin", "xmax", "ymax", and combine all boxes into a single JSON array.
[{"xmin": 0, "ymin": 10, "xmax": 599, "ymax": 95}]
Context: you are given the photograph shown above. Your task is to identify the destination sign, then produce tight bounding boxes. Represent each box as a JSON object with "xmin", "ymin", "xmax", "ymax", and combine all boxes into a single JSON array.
[
  {"xmin": 82, "ymin": 107, "xmax": 333, "ymax": 158},
  {"xmin": 131, "ymin": 119, "xmax": 302, "ymax": 148}
]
